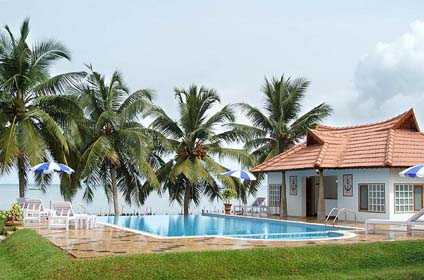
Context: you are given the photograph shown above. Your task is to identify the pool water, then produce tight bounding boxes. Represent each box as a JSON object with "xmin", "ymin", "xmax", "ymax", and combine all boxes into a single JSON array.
[{"xmin": 97, "ymin": 214, "xmax": 349, "ymax": 240}]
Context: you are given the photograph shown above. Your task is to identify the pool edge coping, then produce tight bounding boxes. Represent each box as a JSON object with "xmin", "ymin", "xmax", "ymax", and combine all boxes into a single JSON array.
[
  {"xmin": 96, "ymin": 214, "xmax": 360, "ymax": 242},
  {"xmin": 203, "ymin": 213, "xmax": 364, "ymax": 231}
]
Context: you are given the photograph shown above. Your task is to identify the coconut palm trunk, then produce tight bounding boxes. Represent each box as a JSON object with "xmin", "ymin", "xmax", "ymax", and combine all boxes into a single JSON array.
[
  {"xmin": 17, "ymin": 156, "xmax": 26, "ymax": 198},
  {"xmin": 183, "ymin": 184, "xmax": 192, "ymax": 215},
  {"xmin": 110, "ymin": 166, "xmax": 120, "ymax": 216},
  {"xmin": 280, "ymin": 171, "xmax": 287, "ymax": 217}
]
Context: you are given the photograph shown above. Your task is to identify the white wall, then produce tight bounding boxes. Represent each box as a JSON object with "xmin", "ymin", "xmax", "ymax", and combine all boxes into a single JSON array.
[
  {"xmin": 326, "ymin": 168, "xmax": 391, "ymax": 222},
  {"xmin": 267, "ymin": 169, "xmax": 311, "ymax": 217},
  {"xmin": 266, "ymin": 167, "xmax": 420, "ymax": 222}
]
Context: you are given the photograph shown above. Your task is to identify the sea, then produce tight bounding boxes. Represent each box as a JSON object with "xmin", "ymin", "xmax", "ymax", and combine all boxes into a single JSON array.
[{"xmin": 0, "ymin": 184, "xmax": 267, "ymax": 215}]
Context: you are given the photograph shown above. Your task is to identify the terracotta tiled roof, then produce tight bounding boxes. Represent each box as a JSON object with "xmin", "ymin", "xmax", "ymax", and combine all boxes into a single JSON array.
[{"xmin": 251, "ymin": 109, "xmax": 424, "ymax": 172}]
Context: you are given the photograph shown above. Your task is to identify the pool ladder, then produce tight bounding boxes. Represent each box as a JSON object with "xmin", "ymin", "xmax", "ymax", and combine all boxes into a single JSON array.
[{"xmin": 325, "ymin": 208, "xmax": 356, "ymax": 227}]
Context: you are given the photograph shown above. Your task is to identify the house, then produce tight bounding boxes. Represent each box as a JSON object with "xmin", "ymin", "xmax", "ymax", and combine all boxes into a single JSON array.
[{"xmin": 251, "ymin": 109, "xmax": 424, "ymax": 222}]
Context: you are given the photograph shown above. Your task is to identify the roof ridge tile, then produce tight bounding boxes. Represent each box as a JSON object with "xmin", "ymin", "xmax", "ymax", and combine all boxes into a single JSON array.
[
  {"xmin": 384, "ymin": 129, "xmax": 395, "ymax": 166},
  {"xmin": 317, "ymin": 109, "xmax": 412, "ymax": 131},
  {"xmin": 314, "ymin": 142, "xmax": 328, "ymax": 167}
]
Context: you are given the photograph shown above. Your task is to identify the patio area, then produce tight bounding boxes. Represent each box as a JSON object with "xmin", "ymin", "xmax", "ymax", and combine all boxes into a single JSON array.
[{"xmin": 23, "ymin": 215, "xmax": 424, "ymax": 259}]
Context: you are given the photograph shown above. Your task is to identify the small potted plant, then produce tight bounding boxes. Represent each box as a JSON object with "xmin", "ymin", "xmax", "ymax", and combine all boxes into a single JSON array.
[
  {"xmin": 222, "ymin": 187, "xmax": 236, "ymax": 215},
  {"xmin": 1, "ymin": 203, "xmax": 24, "ymax": 227}
]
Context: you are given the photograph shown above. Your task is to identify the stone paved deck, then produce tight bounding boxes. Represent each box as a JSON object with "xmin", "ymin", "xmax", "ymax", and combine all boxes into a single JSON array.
[{"xmin": 24, "ymin": 215, "xmax": 424, "ymax": 258}]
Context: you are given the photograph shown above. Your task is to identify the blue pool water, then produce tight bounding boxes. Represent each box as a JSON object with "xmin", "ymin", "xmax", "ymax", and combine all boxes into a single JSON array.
[{"xmin": 97, "ymin": 214, "xmax": 349, "ymax": 240}]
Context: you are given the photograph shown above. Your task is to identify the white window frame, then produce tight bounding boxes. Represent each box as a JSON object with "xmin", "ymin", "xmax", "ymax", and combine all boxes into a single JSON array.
[
  {"xmin": 268, "ymin": 184, "xmax": 281, "ymax": 207},
  {"xmin": 394, "ymin": 184, "xmax": 423, "ymax": 213},
  {"xmin": 358, "ymin": 183, "xmax": 385, "ymax": 213}
]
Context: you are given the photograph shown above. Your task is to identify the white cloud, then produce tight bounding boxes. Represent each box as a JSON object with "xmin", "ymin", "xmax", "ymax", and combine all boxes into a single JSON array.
[{"xmin": 352, "ymin": 21, "xmax": 424, "ymax": 121}]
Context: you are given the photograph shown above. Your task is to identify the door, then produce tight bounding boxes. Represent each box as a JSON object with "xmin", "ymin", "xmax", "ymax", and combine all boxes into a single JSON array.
[{"xmin": 306, "ymin": 177, "xmax": 316, "ymax": 216}]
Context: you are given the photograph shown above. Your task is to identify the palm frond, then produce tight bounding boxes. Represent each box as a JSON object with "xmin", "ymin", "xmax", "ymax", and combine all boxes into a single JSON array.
[
  {"xmin": 238, "ymin": 103, "xmax": 273, "ymax": 132},
  {"xmin": 290, "ymin": 103, "xmax": 333, "ymax": 137},
  {"xmin": 207, "ymin": 146, "xmax": 253, "ymax": 167},
  {"xmin": 80, "ymin": 135, "xmax": 117, "ymax": 176},
  {"xmin": 32, "ymin": 39, "xmax": 71, "ymax": 67},
  {"xmin": 15, "ymin": 118, "xmax": 45, "ymax": 165},
  {"xmin": 0, "ymin": 116, "xmax": 19, "ymax": 173},
  {"xmin": 32, "ymin": 72, "xmax": 86, "ymax": 96},
  {"xmin": 149, "ymin": 106, "xmax": 184, "ymax": 139},
  {"xmin": 25, "ymin": 109, "xmax": 69, "ymax": 153},
  {"xmin": 118, "ymin": 89, "xmax": 154, "ymax": 121}
]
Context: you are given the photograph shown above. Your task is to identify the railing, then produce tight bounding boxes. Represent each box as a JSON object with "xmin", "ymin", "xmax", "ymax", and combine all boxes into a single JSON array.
[{"xmin": 324, "ymin": 207, "xmax": 356, "ymax": 227}]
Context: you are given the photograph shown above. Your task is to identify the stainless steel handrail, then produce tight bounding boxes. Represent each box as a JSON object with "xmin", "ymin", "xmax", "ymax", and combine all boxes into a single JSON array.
[
  {"xmin": 332, "ymin": 208, "xmax": 356, "ymax": 227},
  {"xmin": 325, "ymin": 207, "xmax": 356, "ymax": 227},
  {"xmin": 324, "ymin": 208, "xmax": 340, "ymax": 226}
]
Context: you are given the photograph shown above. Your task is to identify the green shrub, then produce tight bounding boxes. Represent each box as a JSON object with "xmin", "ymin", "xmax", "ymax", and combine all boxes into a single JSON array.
[
  {"xmin": 221, "ymin": 187, "xmax": 236, "ymax": 203},
  {"xmin": 0, "ymin": 203, "xmax": 24, "ymax": 222}
]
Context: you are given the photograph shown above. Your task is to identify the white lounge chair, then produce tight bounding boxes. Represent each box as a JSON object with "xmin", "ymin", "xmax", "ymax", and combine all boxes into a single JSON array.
[
  {"xmin": 49, "ymin": 201, "xmax": 76, "ymax": 230},
  {"xmin": 365, "ymin": 208, "xmax": 424, "ymax": 234},
  {"xmin": 245, "ymin": 197, "xmax": 268, "ymax": 215},
  {"xmin": 16, "ymin": 197, "xmax": 28, "ymax": 210},
  {"xmin": 23, "ymin": 199, "xmax": 50, "ymax": 223}
]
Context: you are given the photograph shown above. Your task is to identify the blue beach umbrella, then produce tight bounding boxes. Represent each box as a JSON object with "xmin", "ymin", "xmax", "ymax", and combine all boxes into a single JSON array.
[
  {"xmin": 399, "ymin": 164, "xmax": 424, "ymax": 178},
  {"xmin": 221, "ymin": 170, "xmax": 257, "ymax": 181},
  {"xmin": 30, "ymin": 162, "xmax": 75, "ymax": 175}
]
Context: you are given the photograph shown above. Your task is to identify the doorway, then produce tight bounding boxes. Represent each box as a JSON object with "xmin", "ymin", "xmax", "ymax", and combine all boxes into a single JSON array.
[{"xmin": 306, "ymin": 177, "xmax": 316, "ymax": 217}]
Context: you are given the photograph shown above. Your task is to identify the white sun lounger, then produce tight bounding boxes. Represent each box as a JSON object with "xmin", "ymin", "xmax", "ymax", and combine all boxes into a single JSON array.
[
  {"xmin": 22, "ymin": 199, "xmax": 51, "ymax": 223},
  {"xmin": 49, "ymin": 201, "xmax": 76, "ymax": 231},
  {"xmin": 245, "ymin": 197, "xmax": 268, "ymax": 215},
  {"xmin": 365, "ymin": 208, "xmax": 424, "ymax": 234},
  {"xmin": 16, "ymin": 197, "xmax": 28, "ymax": 210}
]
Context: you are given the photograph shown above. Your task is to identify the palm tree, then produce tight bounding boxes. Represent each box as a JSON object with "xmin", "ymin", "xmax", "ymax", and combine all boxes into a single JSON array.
[
  {"xmin": 76, "ymin": 66, "xmax": 159, "ymax": 216},
  {"xmin": 238, "ymin": 75, "xmax": 332, "ymax": 216},
  {"xmin": 148, "ymin": 85, "xmax": 253, "ymax": 215},
  {"xmin": 0, "ymin": 19, "xmax": 85, "ymax": 197}
]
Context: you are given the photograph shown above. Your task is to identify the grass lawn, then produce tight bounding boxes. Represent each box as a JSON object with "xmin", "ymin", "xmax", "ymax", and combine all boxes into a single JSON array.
[{"xmin": 1, "ymin": 230, "xmax": 424, "ymax": 280}]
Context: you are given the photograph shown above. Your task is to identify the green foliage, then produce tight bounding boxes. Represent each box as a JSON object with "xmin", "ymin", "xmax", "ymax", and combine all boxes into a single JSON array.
[
  {"xmin": 0, "ymin": 203, "xmax": 23, "ymax": 221},
  {"xmin": 238, "ymin": 75, "xmax": 333, "ymax": 164},
  {"xmin": 237, "ymin": 75, "xmax": 332, "ymax": 215},
  {"xmin": 221, "ymin": 187, "xmax": 236, "ymax": 202},
  {"xmin": 0, "ymin": 19, "xmax": 85, "ymax": 198},
  {"xmin": 1, "ymin": 230, "xmax": 424, "ymax": 279},
  {"xmin": 74, "ymin": 66, "xmax": 158, "ymax": 214},
  {"xmin": 147, "ymin": 85, "xmax": 257, "ymax": 214}
]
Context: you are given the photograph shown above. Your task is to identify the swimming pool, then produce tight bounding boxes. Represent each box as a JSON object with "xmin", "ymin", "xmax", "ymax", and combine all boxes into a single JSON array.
[{"xmin": 97, "ymin": 214, "xmax": 353, "ymax": 240}]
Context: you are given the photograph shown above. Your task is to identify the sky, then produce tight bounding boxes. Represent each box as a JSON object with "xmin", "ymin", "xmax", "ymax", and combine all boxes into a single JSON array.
[{"xmin": 1, "ymin": 0, "xmax": 424, "ymax": 182}]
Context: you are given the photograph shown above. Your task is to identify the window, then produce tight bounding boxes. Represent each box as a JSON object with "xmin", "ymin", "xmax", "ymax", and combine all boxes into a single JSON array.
[
  {"xmin": 268, "ymin": 184, "xmax": 281, "ymax": 207},
  {"xmin": 395, "ymin": 184, "xmax": 423, "ymax": 213},
  {"xmin": 359, "ymin": 184, "xmax": 385, "ymax": 212}
]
